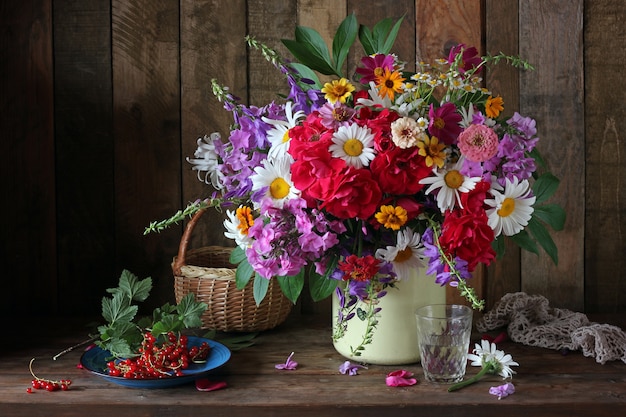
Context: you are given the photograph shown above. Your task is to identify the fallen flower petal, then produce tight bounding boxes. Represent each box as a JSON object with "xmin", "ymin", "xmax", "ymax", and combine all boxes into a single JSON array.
[
  {"xmin": 275, "ymin": 352, "xmax": 298, "ymax": 370},
  {"xmin": 339, "ymin": 361, "xmax": 367, "ymax": 375},
  {"xmin": 489, "ymin": 382, "xmax": 515, "ymax": 399},
  {"xmin": 196, "ymin": 379, "xmax": 228, "ymax": 391},
  {"xmin": 385, "ymin": 370, "xmax": 417, "ymax": 387}
]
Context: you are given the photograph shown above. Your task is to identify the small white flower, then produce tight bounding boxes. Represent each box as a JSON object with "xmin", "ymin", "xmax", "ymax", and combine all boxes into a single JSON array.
[
  {"xmin": 223, "ymin": 207, "xmax": 254, "ymax": 249},
  {"xmin": 251, "ymin": 155, "xmax": 299, "ymax": 208},
  {"xmin": 329, "ymin": 123, "xmax": 376, "ymax": 168},
  {"xmin": 467, "ymin": 339, "xmax": 519, "ymax": 379},
  {"xmin": 485, "ymin": 177, "xmax": 536, "ymax": 237},
  {"xmin": 375, "ymin": 228, "xmax": 425, "ymax": 280},
  {"xmin": 186, "ymin": 133, "xmax": 224, "ymax": 189},
  {"xmin": 419, "ymin": 157, "xmax": 482, "ymax": 212},
  {"xmin": 262, "ymin": 101, "xmax": 304, "ymax": 160}
]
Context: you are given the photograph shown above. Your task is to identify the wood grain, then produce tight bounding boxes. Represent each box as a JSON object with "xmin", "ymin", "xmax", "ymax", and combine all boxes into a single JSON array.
[
  {"xmin": 179, "ymin": 0, "xmax": 247, "ymax": 254},
  {"xmin": 518, "ymin": 0, "xmax": 585, "ymax": 311},
  {"xmin": 484, "ymin": 0, "xmax": 522, "ymax": 309},
  {"xmin": 52, "ymin": 0, "xmax": 117, "ymax": 314},
  {"xmin": 0, "ymin": 0, "xmax": 56, "ymax": 314},
  {"xmin": 1, "ymin": 315, "xmax": 625, "ymax": 417},
  {"xmin": 111, "ymin": 0, "xmax": 182, "ymax": 309},
  {"xmin": 583, "ymin": 0, "xmax": 626, "ymax": 313}
]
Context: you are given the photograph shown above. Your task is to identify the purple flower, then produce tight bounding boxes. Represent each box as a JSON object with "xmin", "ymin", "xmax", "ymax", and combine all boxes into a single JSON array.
[
  {"xmin": 275, "ymin": 352, "xmax": 298, "ymax": 370},
  {"xmin": 339, "ymin": 361, "xmax": 367, "ymax": 376},
  {"xmin": 489, "ymin": 382, "xmax": 515, "ymax": 399}
]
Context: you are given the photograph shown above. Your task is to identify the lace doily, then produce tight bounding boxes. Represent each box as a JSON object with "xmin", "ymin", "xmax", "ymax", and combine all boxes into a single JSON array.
[{"xmin": 476, "ymin": 292, "xmax": 626, "ymax": 364}]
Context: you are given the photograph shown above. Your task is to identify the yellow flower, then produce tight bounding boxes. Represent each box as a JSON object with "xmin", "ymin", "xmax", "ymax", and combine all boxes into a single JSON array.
[
  {"xmin": 375, "ymin": 205, "xmax": 408, "ymax": 230},
  {"xmin": 322, "ymin": 78, "xmax": 355, "ymax": 104},
  {"xmin": 485, "ymin": 95, "xmax": 504, "ymax": 119},
  {"xmin": 417, "ymin": 135, "xmax": 447, "ymax": 168},
  {"xmin": 375, "ymin": 69, "xmax": 405, "ymax": 100}
]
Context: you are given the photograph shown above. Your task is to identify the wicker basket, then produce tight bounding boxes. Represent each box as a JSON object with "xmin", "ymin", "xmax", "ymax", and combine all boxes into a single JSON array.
[{"xmin": 171, "ymin": 208, "xmax": 293, "ymax": 332}]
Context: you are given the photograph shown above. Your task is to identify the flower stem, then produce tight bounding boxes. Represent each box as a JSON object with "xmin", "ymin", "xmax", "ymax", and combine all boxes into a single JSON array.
[{"xmin": 448, "ymin": 365, "xmax": 490, "ymax": 392}]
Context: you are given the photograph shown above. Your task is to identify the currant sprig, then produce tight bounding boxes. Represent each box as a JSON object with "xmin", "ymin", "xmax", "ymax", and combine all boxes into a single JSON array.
[
  {"xmin": 27, "ymin": 358, "xmax": 72, "ymax": 393},
  {"xmin": 105, "ymin": 331, "xmax": 210, "ymax": 379}
]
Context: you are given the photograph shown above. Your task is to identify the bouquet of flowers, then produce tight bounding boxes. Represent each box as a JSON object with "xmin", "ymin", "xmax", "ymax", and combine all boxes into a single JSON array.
[{"xmin": 148, "ymin": 14, "xmax": 564, "ymax": 346}]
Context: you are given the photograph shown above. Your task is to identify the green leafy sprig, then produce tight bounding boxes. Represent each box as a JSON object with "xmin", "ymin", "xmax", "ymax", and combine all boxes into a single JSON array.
[{"xmin": 94, "ymin": 270, "xmax": 207, "ymax": 359}]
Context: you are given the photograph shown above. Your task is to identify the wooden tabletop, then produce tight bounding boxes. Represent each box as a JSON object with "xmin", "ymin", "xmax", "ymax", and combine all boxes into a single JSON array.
[{"xmin": 1, "ymin": 313, "xmax": 625, "ymax": 417}]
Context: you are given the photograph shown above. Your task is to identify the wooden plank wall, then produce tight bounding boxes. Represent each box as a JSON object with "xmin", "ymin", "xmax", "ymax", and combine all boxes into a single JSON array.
[{"xmin": 2, "ymin": 0, "xmax": 625, "ymax": 317}]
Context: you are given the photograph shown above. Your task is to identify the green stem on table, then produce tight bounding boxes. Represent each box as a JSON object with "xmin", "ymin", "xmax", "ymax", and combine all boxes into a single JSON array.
[{"xmin": 448, "ymin": 365, "xmax": 490, "ymax": 392}]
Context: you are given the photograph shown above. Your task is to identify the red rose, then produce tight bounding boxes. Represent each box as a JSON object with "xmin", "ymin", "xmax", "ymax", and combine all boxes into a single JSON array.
[
  {"xmin": 439, "ymin": 182, "xmax": 495, "ymax": 271},
  {"xmin": 321, "ymin": 166, "xmax": 382, "ymax": 219},
  {"xmin": 370, "ymin": 147, "xmax": 431, "ymax": 195}
]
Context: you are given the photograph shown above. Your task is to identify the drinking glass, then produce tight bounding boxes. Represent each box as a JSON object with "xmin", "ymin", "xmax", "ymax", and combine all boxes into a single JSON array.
[{"xmin": 415, "ymin": 304, "xmax": 473, "ymax": 383}]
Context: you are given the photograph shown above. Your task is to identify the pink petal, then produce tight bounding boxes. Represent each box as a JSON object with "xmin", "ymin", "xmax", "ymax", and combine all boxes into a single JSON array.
[
  {"xmin": 195, "ymin": 379, "xmax": 228, "ymax": 392},
  {"xmin": 385, "ymin": 370, "xmax": 417, "ymax": 387}
]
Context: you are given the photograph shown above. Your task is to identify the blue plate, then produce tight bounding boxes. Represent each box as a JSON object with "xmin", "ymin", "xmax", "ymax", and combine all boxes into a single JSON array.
[{"xmin": 80, "ymin": 336, "xmax": 230, "ymax": 388}]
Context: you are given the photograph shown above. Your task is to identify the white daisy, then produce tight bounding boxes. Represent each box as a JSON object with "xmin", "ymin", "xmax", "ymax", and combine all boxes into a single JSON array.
[
  {"xmin": 223, "ymin": 206, "xmax": 254, "ymax": 249},
  {"xmin": 485, "ymin": 177, "xmax": 536, "ymax": 237},
  {"xmin": 250, "ymin": 155, "xmax": 299, "ymax": 208},
  {"xmin": 262, "ymin": 101, "xmax": 305, "ymax": 160},
  {"xmin": 375, "ymin": 228, "xmax": 425, "ymax": 280},
  {"xmin": 356, "ymin": 81, "xmax": 392, "ymax": 108},
  {"xmin": 419, "ymin": 157, "xmax": 481, "ymax": 212},
  {"xmin": 467, "ymin": 340, "xmax": 519, "ymax": 379},
  {"xmin": 329, "ymin": 123, "xmax": 376, "ymax": 168},
  {"xmin": 186, "ymin": 132, "xmax": 224, "ymax": 189}
]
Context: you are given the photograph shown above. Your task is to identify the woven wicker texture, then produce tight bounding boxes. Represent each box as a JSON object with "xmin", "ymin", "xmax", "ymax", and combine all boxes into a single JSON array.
[{"xmin": 172, "ymin": 210, "xmax": 293, "ymax": 332}]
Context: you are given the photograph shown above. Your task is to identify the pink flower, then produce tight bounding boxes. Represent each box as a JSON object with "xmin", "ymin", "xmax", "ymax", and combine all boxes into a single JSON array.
[
  {"xmin": 428, "ymin": 103, "xmax": 462, "ymax": 145},
  {"xmin": 457, "ymin": 124, "xmax": 499, "ymax": 162},
  {"xmin": 339, "ymin": 361, "xmax": 367, "ymax": 375},
  {"xmin": 356, "ymin": 54, "xmax": 395, "ymax": 83},
  {"xmin": 275, "ymin": 352, "xmax": 298, "ymax": 370},
  {"xmin": 447, "ymin": 44, "xmax": 482, "ymax": 74},
  {"xmin": 385, "ymin": 370, "xmax": 417, "ymax": 387},
  {"xmin": 489, "ymin": 382, "xmax": 515, "ymax": 399}
]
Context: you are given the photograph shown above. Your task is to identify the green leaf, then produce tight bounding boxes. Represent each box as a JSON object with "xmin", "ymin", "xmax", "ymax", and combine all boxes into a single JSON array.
[
  {"xmin": 176, "ymin": 293, "xmax": 208, "ymax": 328},
  {"xmin": 308, "ymin": 270, "xmax": 338, "ymax": 301},
  {"xmin": 101, "ymin": 293, "xmax": 137, "ymax": 324},
  {"xmin": 533, "ymin": 172, "xmax": 560, "ymax": 204},
  {"xmin": 151, "ymin": 314, "xmax": 181, "ymax": 338},
  {"xmin": 372, "ymin": 18, "xmax": 393, "ymax": 51},
  {"xmin": 111, "ymin": 270, "xmax": 152, "ymax": 303},
  {"xmin": 358, "ymin": 25, "xmax": 376, "ymax": 56},
  {"xmin": 381, "ymin": 16, "xmax": 404, "ymax": 54},
  {"xmin": 533, "ymin": 204, "xmax": 566, "ymax": 231},
  {"xmin": 509, "ymin": 229, "xmax": 539, "ymax": 255},
  {"xmin": 289, "ymin": 63, "xmax": 322, "ymax": 88},
  {"xmin": 276, "ymin": 271, "xmax": 304, "ymax": 304},
  {"xmin": 235, "ymin": 258, "xmax": 254, "ymax": 290},
  {"xmin": 492, "ymin": 235, "xmax": 506, "ymax": 259},
  {"xmin": 98, "ymin": 337, "xmax": 134, "ymax": 358},
  {"xmin": 528, "ymin": 217, "xmax": 559, "ymax": 265},
  {"xmin": 281, "ymin": 39, "xmax": 338, "ymax": 76},
  {"xmin": 229, "ymin": 246, "xmax": 246, "ymax": 264},
  {"xmin": 332, "ymin": 13, "xmax": 358, "ymax": 75},
  {"xmin": 253, "ymin": 274, "xmax": 270, "ymax": 306}
]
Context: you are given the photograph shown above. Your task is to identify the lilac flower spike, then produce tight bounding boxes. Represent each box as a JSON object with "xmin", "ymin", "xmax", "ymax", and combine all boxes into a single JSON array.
[
  {"xmin": 275, "ymin": 352, "xmax": 298, "ymax": 370},
  {"xmin": 489, "ymin": 382, "xmax": 515, "ymax": 399},
  {"xmin": 339, "ymin": 361, "xmax": 367, "ymax": 376}
]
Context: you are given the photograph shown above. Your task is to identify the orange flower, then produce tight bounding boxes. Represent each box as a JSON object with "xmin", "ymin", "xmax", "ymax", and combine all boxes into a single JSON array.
[
  {"xmin": 375, "ymin": 69, "xmax": 405, "ymax": 100},
  {"xmin": 485, "ymin": 95, "xmax": 504, "ymax": 119}
]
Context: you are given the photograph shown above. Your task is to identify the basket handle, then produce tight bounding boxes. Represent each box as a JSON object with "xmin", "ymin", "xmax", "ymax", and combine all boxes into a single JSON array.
[{"xmin": 172, "ymin": 207, "xmax": 207, "ymax": 276}]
